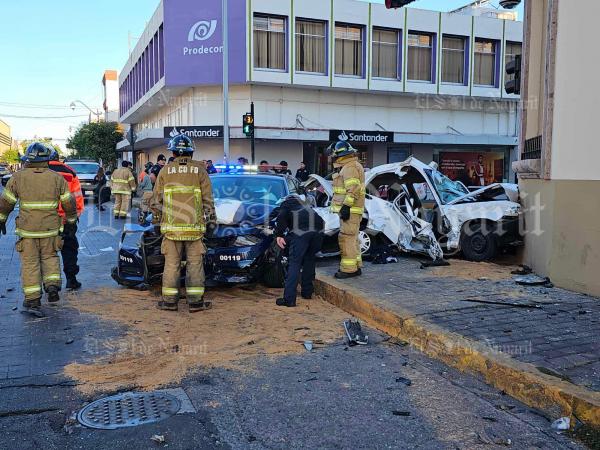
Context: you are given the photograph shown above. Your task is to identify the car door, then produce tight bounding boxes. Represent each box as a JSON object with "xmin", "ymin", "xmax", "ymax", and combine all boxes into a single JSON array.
[{"xmin": 305, "ymin": 175, "xmax": 340, "ymax": 234}]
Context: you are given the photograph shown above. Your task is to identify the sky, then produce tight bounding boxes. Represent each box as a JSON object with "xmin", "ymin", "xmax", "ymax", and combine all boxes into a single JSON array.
[{"xmin": 0, "ymin": 0, "xmax": 523, "ymax": 149}]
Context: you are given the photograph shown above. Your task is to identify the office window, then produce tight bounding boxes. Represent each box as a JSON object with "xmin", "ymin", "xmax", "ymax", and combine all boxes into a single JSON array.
[
  {"xmin": 474, "ymin": 39, "xmax": 496, "ymax": 86},
  {"xmin": 505, "ymin": 41, "xmax": 522, "ymax": 83},
  {"xmin": 442, "ymin": 35, "xmax": 466, "ymax": 84},
  {"xmin": 254, "ymin": 15, "xmax": 286, "ymax": 70},
  {"xmin": 372, "ymin": 28, "xmax": 399, "ymax": 79},
  {"xmin": 335, "ymin": 23, "xmax": 363, "ymax": 77},
  {"xmin": 296, "ymin": 19, "xmax": 326, "ymax": 74},
  {"xmin": 407, "ymin": 33, "xmax": 433, "ymax": 82}
]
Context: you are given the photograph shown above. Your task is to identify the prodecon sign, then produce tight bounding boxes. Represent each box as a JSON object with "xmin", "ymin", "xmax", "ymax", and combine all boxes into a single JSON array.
[
  {"xmin": 184, "ymin": 19, "xmax": 222, "ymax": 56},
  {"xmin": 163, "ymin": 0, "xmax": 247, "ymax": 86}
]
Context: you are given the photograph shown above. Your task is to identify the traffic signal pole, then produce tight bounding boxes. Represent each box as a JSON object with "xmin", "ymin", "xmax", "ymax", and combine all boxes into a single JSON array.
[{"xmin": 250, "ymin": 101, "xmax": 255, "ymax": 164}]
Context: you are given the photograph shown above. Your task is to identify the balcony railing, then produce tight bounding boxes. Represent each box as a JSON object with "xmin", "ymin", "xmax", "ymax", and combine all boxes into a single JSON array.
[{"xmin": 522, "ymin": 135, "xmax": 542, "ymax": 160}]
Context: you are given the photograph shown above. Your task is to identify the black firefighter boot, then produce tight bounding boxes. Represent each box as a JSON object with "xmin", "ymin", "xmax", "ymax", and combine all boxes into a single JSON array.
[
  {"xmin": 157, "ymin": 298, "xmax": 179, "ymax": 311},
  {"xmin": 66, "ymin": 276, "xmax": 82, "ymax": 291},
  {"xmin": 22, "ymin": 298, "xmax": 44, "ymax": 317},
  {"xmin": 334, "ymin": 269, "xmax": 362, "ymax": 279},
  {"xmin": 47, "ymin": 286, "xmax": 60, "ymax": 304},
  {"xmin": 188, "ymin": 297, "xmax": 212, "ymax": 313}
]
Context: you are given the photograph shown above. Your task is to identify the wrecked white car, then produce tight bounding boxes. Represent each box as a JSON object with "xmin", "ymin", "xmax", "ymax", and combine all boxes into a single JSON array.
[
  {"xmin": 364, "ymin": 158, "xmax": 522, "ymax": 261},
  {"xmin": 304, "ymin": 174, "xmax": 444, "ymax": 261}
]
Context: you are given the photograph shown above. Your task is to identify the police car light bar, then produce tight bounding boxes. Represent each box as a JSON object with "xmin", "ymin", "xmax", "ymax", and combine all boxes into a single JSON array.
[{"xmin": 213, "ymin": 164, "xmax": 259, "ymax": 172}]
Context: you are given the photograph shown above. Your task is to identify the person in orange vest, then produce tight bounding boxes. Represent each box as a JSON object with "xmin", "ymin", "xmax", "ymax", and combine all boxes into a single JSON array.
[{"xmin": 49, "ymin": 151, "xmax": 85, "ymax": 290}]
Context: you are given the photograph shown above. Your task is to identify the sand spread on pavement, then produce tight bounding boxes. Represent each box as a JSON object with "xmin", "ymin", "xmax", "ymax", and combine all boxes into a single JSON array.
[
  {"xmin": 427, "ymin": 259, "xmax": 518, "ymax": 281},
  {"xmin": 64, "ymin": 285, "xmax": 348, "ymax": 394}
]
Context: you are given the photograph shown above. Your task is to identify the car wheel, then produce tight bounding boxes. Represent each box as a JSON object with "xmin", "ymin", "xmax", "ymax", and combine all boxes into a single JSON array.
[
  {"xmin": 461, "ymin": 222, "xmax": 498, "ymax": 262},
  {"xmin": 263, "ymin": 248, "xmax": 287, "ymax": 288},
  {"xmin": 358, "ymin": 231, "xmax": 372, "ymax": 255}
]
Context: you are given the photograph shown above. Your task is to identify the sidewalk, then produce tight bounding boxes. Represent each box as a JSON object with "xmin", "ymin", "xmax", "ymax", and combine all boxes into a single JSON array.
[{"xmin": 315, "ymin": 257, "xmax": 600, "ymax": 427}]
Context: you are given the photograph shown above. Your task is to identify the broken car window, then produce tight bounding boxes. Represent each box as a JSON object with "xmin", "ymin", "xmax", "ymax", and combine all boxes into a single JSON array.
[{"xmin": 424, "ymin": 169, "xmax": 470, "ymax": 204}]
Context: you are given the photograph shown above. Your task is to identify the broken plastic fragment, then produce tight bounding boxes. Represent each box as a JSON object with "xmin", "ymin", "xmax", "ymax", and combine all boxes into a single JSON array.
[{"xmin": 551, "ymin": 416, "xmax": 570, "ymax": 431}]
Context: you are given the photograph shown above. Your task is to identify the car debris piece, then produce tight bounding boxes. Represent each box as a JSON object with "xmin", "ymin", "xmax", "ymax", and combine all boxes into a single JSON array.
[
  {"xmin": 151, "ymin": 434, "xmax": 166, "ymax": 444},
  {"xmin": 462, "ymin": 298, "xmax": 542, "ymax": 309},
  {"xmin": 551, "ymin": 416, "xmax": 570, "ymax": 431},
  {"xmin": 420, "ymin": 259, "xmax": 450, "ymax": 269},
  {"xmin": 392, "ymin": 410, "xmax": 411, "ymax": 416},
  {"xmin": 343, "ymin": 319, "xmax": 368, "ymax": 346},
  {"xmin": 511, "ymin": 265, "xmax": 532, "ymax": 275},
  {"xmin": 395, "ymin": 377, "xmax": 412, "ymax": 386},
  {"xmin": 514, "ymin": 274, "xmax": 553, "ymax": 287},
  {"xmin": 303, "ymin": 341, "xmax": 313, "ymax": 351}
]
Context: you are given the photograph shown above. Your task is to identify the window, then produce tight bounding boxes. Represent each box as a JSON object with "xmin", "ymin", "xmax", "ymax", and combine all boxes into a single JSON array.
[
  {"xmin": 335, "ymin": 23, "xmax": 364, "ymax": 77},
  {"xmin": 296, "ymin": 19, "xmax": 326, "ymax": 74},
  {"xmin": 442, "ymin": 35, "xmax": 466, "ymax": 84},
  {"xmin": 505, "ymin": 41, "xmax": 522, "ymax": 83},
  {"xmin": 474, "ymin": 39, "xmax": 496, "ymax": 86},
  {"xmin": 372, "ymin": 28, "xmax": 399, "ymax": 79},
  {"xmin": 254, "ymin": 15, "xmax": 286, "ymax": 70},
  {"xmin": 407, "ymin": 33, "xmax": 433, "ymax": 82}
]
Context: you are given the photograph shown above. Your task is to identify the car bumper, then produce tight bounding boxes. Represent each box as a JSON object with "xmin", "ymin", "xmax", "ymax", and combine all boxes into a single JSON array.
[{"xmin": 497, "ymin": 215, "xmax": 522, "ymax": 246}]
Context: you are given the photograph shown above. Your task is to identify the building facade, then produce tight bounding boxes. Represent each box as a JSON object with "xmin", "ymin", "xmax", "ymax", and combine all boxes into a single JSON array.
[
  {"xmin": 514, "ymin": 0, "xmax": 600, "ymax": 296},
  {"xmin": 118, "ymin": 0, "xmax": 522, "ymax": 186},
  {"xmin": 0, "ymin": 119, "xmax": 11, "ymax": 155}
]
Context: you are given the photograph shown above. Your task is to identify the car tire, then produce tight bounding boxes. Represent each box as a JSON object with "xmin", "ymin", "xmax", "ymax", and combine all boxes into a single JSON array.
[
  {"xmin": 461, "ymin": 222, "xmax": 498, "ymax": 262},
  {"xmin": 263, "ymin": 260, "xmax": 286, "ymax": 288}
]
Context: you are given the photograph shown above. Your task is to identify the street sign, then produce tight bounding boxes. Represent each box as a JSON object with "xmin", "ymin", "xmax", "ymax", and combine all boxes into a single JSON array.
[
  {"xmin": 163, "ymin": 126, "xmax": 224, "ymax": 139},
  {"xmin": 329, "ymin": 130, "xmax": 394, "ymax": 144}
]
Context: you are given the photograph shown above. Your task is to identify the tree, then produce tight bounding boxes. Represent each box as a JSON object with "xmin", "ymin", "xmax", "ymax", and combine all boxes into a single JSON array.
[
  {"xmin": 0, "ymin": 147, "xmax": 21, "ymax": 165},
  {"xmin": 19, "ymin": 139, "xmax": 61, "ymax": 155},
  {"xmin": 67, "ymin": 121, "xmax": 123, "ymax": 167}
]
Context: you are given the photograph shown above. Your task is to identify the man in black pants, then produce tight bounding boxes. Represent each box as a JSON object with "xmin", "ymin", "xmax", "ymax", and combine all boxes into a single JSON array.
[{"xmin": 274, "ymin": 193, "xmax": 324, "ymax": 307}]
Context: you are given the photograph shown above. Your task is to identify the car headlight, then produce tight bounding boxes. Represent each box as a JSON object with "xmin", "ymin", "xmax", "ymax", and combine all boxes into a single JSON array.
[
  {"xmin": 234, "ymin": 235, "xmax": 263, "ymax": 247},
  {"xmin": 506, "ymin": 205, "xmax": 521, "ymax": 216}
]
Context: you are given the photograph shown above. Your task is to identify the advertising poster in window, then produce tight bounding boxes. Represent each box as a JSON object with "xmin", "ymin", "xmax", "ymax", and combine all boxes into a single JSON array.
[{"xmin": 439, "ymin": 152, "xmax": 505, "ymax": 187}]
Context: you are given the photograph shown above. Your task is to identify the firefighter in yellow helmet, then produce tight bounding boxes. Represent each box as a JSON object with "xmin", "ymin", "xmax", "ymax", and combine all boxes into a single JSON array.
[
  {"xmin": 111, "ymin": 160, "xmax": 137, "ymax": 219},
  {"xmin": 329, "ymin": 141, "xmax": 365, "ymax": 279},
  {"xmin": 0, "ymin": 143, "xmax": 77, "ymax": 316},
  {"xmin": 151, "ymin": 134, "xmax": 216, "ymax": 313}
]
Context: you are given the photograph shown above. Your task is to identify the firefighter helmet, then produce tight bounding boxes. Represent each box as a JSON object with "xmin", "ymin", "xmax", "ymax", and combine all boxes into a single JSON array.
[
  {"xmin": 328, "ymin": 140, "xmax": 357, "ymax": 160},
  {"xmin": 167, "ymin": 134, "xmax": 194, "ymax": 156},
  {"xmin": 24, "ymin": 142, "xmax": 53, "ymax": 163}
]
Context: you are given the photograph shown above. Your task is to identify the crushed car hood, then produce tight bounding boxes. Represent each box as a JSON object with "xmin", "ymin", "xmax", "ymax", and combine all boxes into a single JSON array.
[{"xmin": 445, "ymin": 183, "xmax": 514, "ymax": 204}]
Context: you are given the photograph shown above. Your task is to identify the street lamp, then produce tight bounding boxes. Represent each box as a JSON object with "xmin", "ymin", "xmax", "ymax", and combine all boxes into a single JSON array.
[
  {"xmin": 70, "ymin": 100, "xmax": 102, "ymax": 123},
  {"xmin": 499, "ymin": 0, "xmax": 522, "ymax": 8}
]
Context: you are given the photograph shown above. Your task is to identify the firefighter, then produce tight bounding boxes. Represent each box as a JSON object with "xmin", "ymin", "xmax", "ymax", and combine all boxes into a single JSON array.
[
  {"xmin": 151, "ymin": 134, "xmax": 216, "ymax": 313},
  {"xmin": 329, "ymin": 141, "xmax": 365, "ymax": 279},
  {"xmin": 111, "ymin": 161, "xmax": 136, "ymax": 219},
  {"xmin": 0, "ymin": 143, "xmax": 77, "ymax": 314},
  {"xmin": 49, "ymin": 151, "xmax": 85, "ymax": 289}
]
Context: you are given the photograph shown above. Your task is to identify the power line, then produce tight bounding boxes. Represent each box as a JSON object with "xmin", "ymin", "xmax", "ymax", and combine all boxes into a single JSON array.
[{"xmin": 0, "ymin": 112, "xmax": 90, "ymax": 119}]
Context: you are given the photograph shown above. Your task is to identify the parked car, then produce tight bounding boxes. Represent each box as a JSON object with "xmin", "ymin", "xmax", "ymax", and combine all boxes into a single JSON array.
[
  {"xmin": 363, "ymin": 158, "xmax": 522, "ymax": 261},
  {"xmin": 304, "ymin": 175, "xmax": 443, "ymax": 261},
  {"xmin": 112, "ymin": 171, "xmax": 298, "ymax": 290},
  {"xmin": 65, "ymin": 159, "xmax": 109, "ymax": 198},
  {"xmin": 1, "ymin": 173, "xmax": 11, "ymax": 187},
  {"xmin": 0, "ymin": 165, "xmax": 10, "ymax": 178}
]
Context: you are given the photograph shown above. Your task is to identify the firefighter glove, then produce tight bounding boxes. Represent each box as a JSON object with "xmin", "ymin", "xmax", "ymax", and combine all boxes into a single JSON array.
[{"xmin": 340, "ymin": 205, "xmax": 351, "ymax": 221}]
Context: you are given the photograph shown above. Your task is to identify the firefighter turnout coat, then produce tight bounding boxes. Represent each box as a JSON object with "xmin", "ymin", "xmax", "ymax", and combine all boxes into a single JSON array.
[{"xmin": 330, "ymin": 155, "xmax": 365, "ymax": 273}]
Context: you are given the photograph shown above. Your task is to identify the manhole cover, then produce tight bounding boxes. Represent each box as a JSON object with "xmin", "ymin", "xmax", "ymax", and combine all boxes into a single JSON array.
[{"xmin": 77, "ymin": 391, "xmax": 181, "ymax": 430}]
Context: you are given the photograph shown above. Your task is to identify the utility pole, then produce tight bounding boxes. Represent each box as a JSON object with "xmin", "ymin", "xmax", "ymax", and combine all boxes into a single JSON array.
[
  {"xmin": 222, "ymin": 0, "xmax": 230, "ymax": 163},
  {"xmin": 250, "ymin": 102, "xmax": 255, "ymax": 164}
]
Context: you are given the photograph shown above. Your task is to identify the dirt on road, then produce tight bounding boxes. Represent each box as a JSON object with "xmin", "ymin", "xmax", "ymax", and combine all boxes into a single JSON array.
[
  {"xmin": 64, "ymin": 286, "xmax": 348, "ymax": 394},
  {"xmin": 427, "ymin": 259, "xmax": 519, "ymax": 282}
]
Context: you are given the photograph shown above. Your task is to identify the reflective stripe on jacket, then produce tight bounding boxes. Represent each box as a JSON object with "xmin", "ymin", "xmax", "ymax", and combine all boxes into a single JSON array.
[{"xmin": 330, "ymin": 155, "xmax": 366, "ymax": 216}]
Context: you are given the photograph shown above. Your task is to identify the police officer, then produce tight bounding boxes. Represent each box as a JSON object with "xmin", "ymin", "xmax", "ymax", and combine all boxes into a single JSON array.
[
  {"xmin": 329, "ymin": 141, "xmax": 365, "ymax": 279},
  {"xmin": 111, "ymin": 161, "xmax": 137, "ymax": 219},
  {"xmin": 274, "ymin": 192, "xmax": 324, "ymax": 307},
  {"xmin": 151, "ymin": 135, "xmax": 216, "ymax": 313},
  {"xmin": 0, "ymin": 143, "xmax": 77, "ymax": 314}
]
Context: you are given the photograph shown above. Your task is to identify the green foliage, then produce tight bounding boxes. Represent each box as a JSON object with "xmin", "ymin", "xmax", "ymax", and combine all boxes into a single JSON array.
[
  {"xmin": 19, "ymin": 139, "xmax": 61, "ymax": 155},
  {"xmin": 67, "ymin": 122, "xmax": 123, "ymax": 167},
  {"xmin": 0, "ymin": 147, "xmax": 21, "ymax": 165}
]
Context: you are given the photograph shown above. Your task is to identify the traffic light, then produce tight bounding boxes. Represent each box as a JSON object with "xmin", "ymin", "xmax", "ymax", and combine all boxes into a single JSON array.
[
  {"xmin": 243, "ymin": 113, "xmax": 254, "ymax": 137},
  {"xmin": 385, "ymin": 0, "xmax": 416, "ymax": 8},
  {"xmin": 505, "ymin": 54, "xmax": 522, "ymax": 95}
]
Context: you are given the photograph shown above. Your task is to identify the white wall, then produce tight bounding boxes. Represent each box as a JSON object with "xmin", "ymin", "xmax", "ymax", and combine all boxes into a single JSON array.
[{"xmin": 550, "ymin": 0, "xmax": 600, "ymax": 181}]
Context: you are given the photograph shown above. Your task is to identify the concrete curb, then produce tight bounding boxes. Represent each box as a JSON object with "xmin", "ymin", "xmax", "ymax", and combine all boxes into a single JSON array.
[{"xmin": 315, "ymin": 273, "xmax": 600, "ymax": 429}]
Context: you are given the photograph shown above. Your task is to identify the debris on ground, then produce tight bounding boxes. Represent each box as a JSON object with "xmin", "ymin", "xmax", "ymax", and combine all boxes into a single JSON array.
[
  {"xmin": 514, "ymin": 274, "xmax": 554, "ymax": 288},
  {"xmin": 64, "ymin": 287, "xmax": 348, "ymax": 393},
  {"xmin": 372, "ymin": 249, "xmax": 399, "ymax": 265},
  {"xmin": 392, "ymin": 410, "xmax": 411, "ymax": 416},
  {"xmin": 150, "ymin": 434, "xmax": 166, "ymax": 444},
  {"xmin": 551, "ymin": 417, "xmax": 571, "ymax": 431},
  {"xmin": 65, "ymin": 338, "xmax": 74, "ymax": 345},
  {"xmin": 395, "ymin": 377, "xmax": 412, "ymax": 386},
  {"xmin": 462, "ymin": 298, "xmax": 542, "ymax": 309},
  {"xmin": 303, "ymin": 341, "xmax": 313, "ymax": 351},
  {"xmin": 427, "ymin": 260, "xmax": 515, "ymax": 281},
  {"xmin": 419, "ymin": 259, "xmax": 450, "ymax": 269},
  {"xmin": 511, "ymin": 265, "xmax": 533, "ymax": 276},
  {"xmin": 343, "ymin": 319, "xmax": 368, "ymax": 346}
]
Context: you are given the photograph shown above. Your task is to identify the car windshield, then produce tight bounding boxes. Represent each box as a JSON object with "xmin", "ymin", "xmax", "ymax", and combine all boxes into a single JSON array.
[
  {"xmin": 211, "ymin": 175, "xmax": 286, "ymax": 206},
  {"xmin": 425, "ymin": 168, "xmax": 470, "ymax": 204},
  {"xmin": 68, "ymin": 163, "xmax": 99, "ymax": 174}
]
